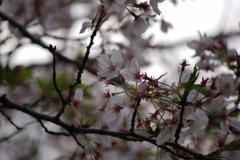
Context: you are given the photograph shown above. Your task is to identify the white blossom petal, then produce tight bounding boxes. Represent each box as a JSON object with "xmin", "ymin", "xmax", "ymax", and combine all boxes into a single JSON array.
[
  {"xmin": 102, "ymin": 0, "xmax": 125, "ymax": 14},
  {"xmin": 97, "ymin": 49, "xmax": 124, "ymax": 80},
  {"xmin": 111, "ymin": 49, "xmax": 124, "ymax": 69},
  {"xmin": 187, "ymin": 40, "xmax": 200, "ymax": 49},
  {"xmin": 220, "ymin": 120, "xmax": 230, "ymax": 132},
  {"xmin": 156, "ymin": 126, "xmax": 171, "ymax": 145},
  {"xmin": 120, "ymin": 58, "xmax": 141, "ymax": 82},
  {"xmin": 97, "ymin": 54, "xmax": 111, "ymax": 69},
  {"xmin": 133, "ymin": 16, "xmax": 148, "ymax": 35},
  {"xmin": 150, "ymin": 0, "xmax": 161, "ymax": 15},
  {"xmin": 106, "ymin": 71, "xmax": 119, "ymax": 80},
  {"xmin": 73, "ymin": 89, "xmax": 83, "ymax": 102},
  {"xmin": 228, "ymin": 118, "xmax": 240, "ymax": 130},
  {"xmin": 79, "ymin": 21, "xmax": 93, "ymax": 34}
]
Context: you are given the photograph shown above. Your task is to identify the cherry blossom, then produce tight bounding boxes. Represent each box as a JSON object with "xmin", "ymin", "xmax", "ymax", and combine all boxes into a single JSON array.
[
  {"xmin": 214, "ymin": 74, "xmax": 239, "ymax": 98},
  {"xmin": 220, "ymin": 105, "xmax": 240, "ymax": 132},
  {"xmin": 204, "ymin": 96, "xmax": 226, "ymax": 114},
  {"xmin": 120, "ymin": 58, "xmax": 142, "ymax": 82},
  {"xmin": 97, "ymin": 49, "xmax": 124, "ymax": 80},
  {"xmin": 102, "ymin": 0, "xmax": 126, "ymax": 14},
  {"xmin": 103, "ymin": 95, "xmax": 124, "ymax": 123},
  {"xmin": 183, "ymin": 107, "xmax": 209, "ymax": 140},
  {"xmin": 187, "ymin": 32, "xmax": 213, "ymax": 54},
  {"xmin": 133, "ymin": 15, "xmax": 148, "ymax": 35},
  {"xmin": 133, "ymin": 12, "xmax": 155, "ymax": 35},
  {"xmin": 156, "ymin": 123, "xmax": 185, "ymax": 145},
  {"xmin": 79, "ymin": 21, "xmax": 93, "ymax": 34},
  {"xmin": 1, "ymin": 0, "xmax": 240, "ymax": 159},
  {"xmin": 161, "ymin": 19, "xmax": 173, "ymax": 33},
  {"xmin": 150, "ymin": 0, "xmax": 165, "ymax": 15},
  {"xmin": 156, "ymin": 126, "xmax": 172, "ymax": 145},
  {"xmin": 73, "ymin": 88, "xmax": 83, "ymax": 107}
]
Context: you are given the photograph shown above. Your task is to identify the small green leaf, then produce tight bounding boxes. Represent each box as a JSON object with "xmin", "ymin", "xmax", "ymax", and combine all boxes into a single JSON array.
[
  {"xmin": 182, "ymin": 65, "xmax": 199, "ymax": 92},
  {"xmin": 192, "ymin": 84, "xmax": 210, "ymax": 96}
]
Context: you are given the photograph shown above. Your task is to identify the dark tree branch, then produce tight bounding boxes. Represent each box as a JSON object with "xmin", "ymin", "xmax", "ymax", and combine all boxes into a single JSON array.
[
  {"xmin": 157, "ymin": 31, "xmax": 240, "ymax": 50},
  {"xmin": 0, "ymin": 128, "xmax": 23, "ymax": 143},
  {"xmin": 0, "ymin": 108, "xmax": 22, "ymax": 130},
  {"xmin": 53, "ymin": 7, "xmax": 105, "ymax": 119},
  {"xmin": 0, "ymin": 94, "xmax": 221, "ymax": 160},
  {"xmin": 75, "ymin": 8, "xmax": 105, "ymax": 84},
  {"xmin": 37, "ymin": 119, "xmax": 69, "ymax": 136},
  {"xmin": 38, "ymin": 118, "xmax": 84, "ymax": 148},
  {"xmin": 174, "ymin": 91, "xmax": 188, "ymax": 143},
  {"xmin": 69, "ymin": 132, "xmax": 85, "ymax": 149},
  {"xmin": 0, "ymin": 11, "xmax": 96, "ymax": 75},
  {"xmin": 0, "ymin": 121, "xmax": 34, "ymax": 143},
  {"xmin": 43, "ymin": 33, "xmax": 83, "ymax": 41},
  {"xmin": 48, "ymin": 44, "xmax": 66, "ymax": 119},
  {"xmin": 130, "ymin": 99, "xmax": 141, "ymax": 133}
]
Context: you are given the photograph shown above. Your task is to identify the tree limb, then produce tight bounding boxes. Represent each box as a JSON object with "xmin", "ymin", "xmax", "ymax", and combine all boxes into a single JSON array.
[{"xmin": 0, "ymin": 94, "xmax": 222, "ymax": 160}]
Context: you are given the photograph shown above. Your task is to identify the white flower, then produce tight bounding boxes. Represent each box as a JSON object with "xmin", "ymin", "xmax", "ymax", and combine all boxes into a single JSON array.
[
  {"xmin": 183, "ymin": 108, "xmax": 209, "ymax": 140},
  {"xmin": 73, "ymin": 88, "xmax": 83, "ymax": 107},
  {"xmin": 102, "ymin": 0, "xmax": 126, "ymax": 14},
  {"xmin": 220, "ymin": 105, "xmax": 240, "ymax": 132},
  {"xmin": 161, "ymin": 19, "xmax": 173, "ymax": 33},
  {"xmin": 204, "ymin": 96, "xmax": 226, "ymax": 114},
  {"xmin": 156, "ymin": 126, "xmax": 172, "ymax": 145},
  {"xmin": 150, "ymin": 0, "xmax": 165, "ymax": 15},
  {"xmin": 215, "ymin": 74, "xmax": 239, "ymax": 98},
  {"xmin": 97, "ymin": 49, "xmax": 124, "ymax": 80},
  {"xmin": 187, "ymin": 32, "xmax": 213, "ymax": 54},
  {"xmin": 79, "ymin": 21, "xmax": 93, "ymax": 34},
  {"xmin": 73, "ymin": 88, "xmax": 83, "ymax": 102},
  {"xmin": 133, "ymin": 13, "xmax": 156, "ymax": 35},
  {"xmin": 133, "ymin": 16, "xmax": 148, "ymax": 35},
  {"xmin": 104, "ymin": 95, "xmax": 124, "ymax": 123},
  {"xmin": 120, "ymin": 58, "xmax": 141, "ymax": 82}
]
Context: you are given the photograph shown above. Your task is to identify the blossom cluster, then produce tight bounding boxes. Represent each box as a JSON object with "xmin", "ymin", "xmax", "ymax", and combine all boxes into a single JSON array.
[
  {"xmin": 1, "ymin": 0, "xmax": 240, "ymax": 160},
  {"xmin": 95, "ymin": 47, "xmax": 239, "ymax": 144}
]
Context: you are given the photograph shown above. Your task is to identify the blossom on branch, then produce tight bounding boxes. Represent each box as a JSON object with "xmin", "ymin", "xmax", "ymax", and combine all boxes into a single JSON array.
[
  {"xmin": 103, "ymin": 95, "xmax": 124, "ymax": 123},
  {"xmin": 79, "ymin": 21, "xmax": 94, "ymax": 34},
  {"xmin": 183, "ymin": 107, "xmax": 209, "ymax": 140},
  {"xmin": 133, "ymin": 13, "xmax": 155, "ymax": 35},
  {"xmin": 161, "ymin": 19, "xmax": 173, "ymax": 33},
  {"xmin": 133, "ymin": 15, "xmax": 148, "ymax": 35},
  {"xmin": 73, "ymin": 88, "xmax": 83, "ymax": 107},
  {"xmin": 120, "ymin": 58, "xmax": 142, "ymax": 82},
  {"xmin": 156, "ymin": 126, "xmax": 172, "ymax": 145},
  {"xmin": 150, "ymin": 0, "xmax": 165, "ymax": 15},
  {"xmin": 220, "ymin": 105, "xmax": 240, "ymax": 132},
  {"xmin": 97, "ymin": 49, "xmax": 124, "ymax": 80},
  {"xmin": 102, "ymin": 0, "xmax": 126, "ymax": 14},
  {"xmin": 187, "ymin": 32, "xmax": 213, "ymax": 54}
]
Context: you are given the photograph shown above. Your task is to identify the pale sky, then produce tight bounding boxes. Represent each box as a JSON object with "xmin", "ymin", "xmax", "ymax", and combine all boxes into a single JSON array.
[{"xmin": 7, "ymin": 0, "xmax": 240, "ymax": 73}]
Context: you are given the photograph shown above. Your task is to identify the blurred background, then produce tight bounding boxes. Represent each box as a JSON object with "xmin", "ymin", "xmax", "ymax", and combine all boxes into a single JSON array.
[{"xmin": 0, "ymin": 0, "xmax": 240, "ymax": 159}]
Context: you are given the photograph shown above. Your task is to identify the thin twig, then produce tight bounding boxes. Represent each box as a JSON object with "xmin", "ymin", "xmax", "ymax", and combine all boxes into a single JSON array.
[
  {"xmin": 48, "ymin": 45, "xmax": 66, "ymax": 119},
  {"xmin": 0, "ymin": 121, "xmax": 35, "ymax": 143},
  {"xmin": 174, "ymin": 93, "xmax": 188, "ymax": 143},
  {"xmin": 0, "ymin": 108, "xmax": 22, "ymax": 130},
  {"xmin": 69, "ymin": 132, "xmax": 85, "ymax": 149},
  {"xmin": 55, "ymin": 7, "xmax": 106, "ymax": 119},
  {"xmin": 49, "ymin": 45, "xmax": 65, "ymax": 105},
  {"xmin": 0, "ymin": 94, "xmax": 221, "ymax": 160},
  {"xmin": 130, "ymin": 99, "xmax": 141, "ymax": 133},
  {"xmin": 38, "ymin": 119, "xmax": 69, "ymax": 136},
  {"xmin": 75, "ymin": 8, "xmax": 105, "ymax": 84},
  {"xmin": 0, "ymin": 11, "xmax": 81, "ymax": 68},
  {"xmin": 0, "ymin": 128, "xmax": 23, "ymax": 143}
]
